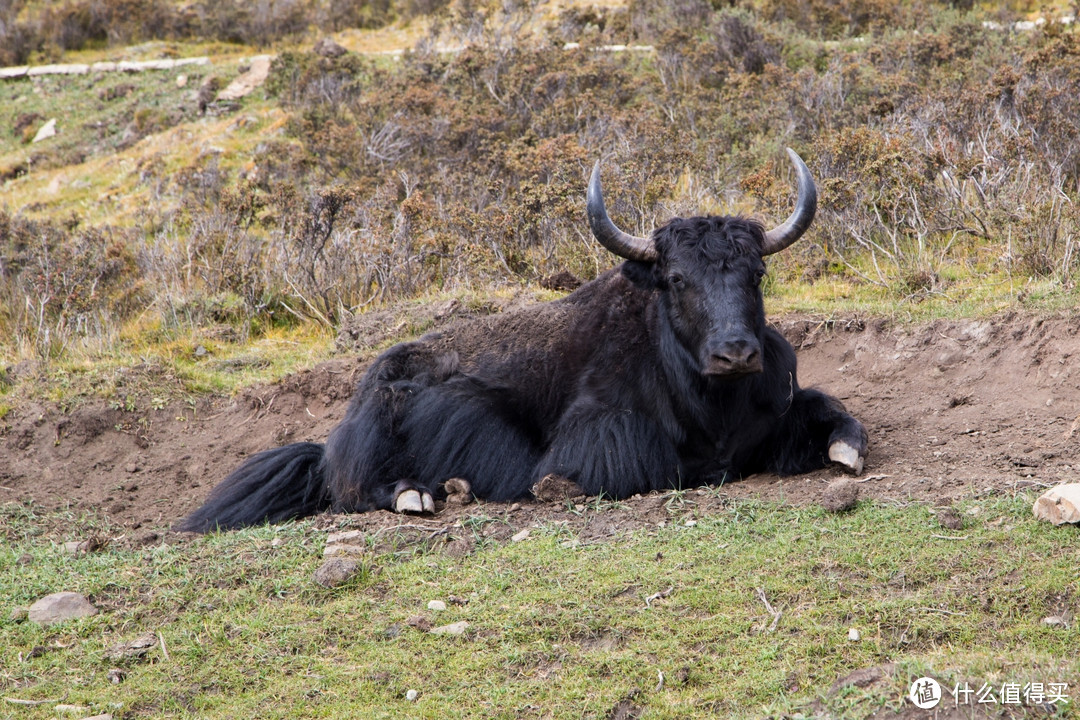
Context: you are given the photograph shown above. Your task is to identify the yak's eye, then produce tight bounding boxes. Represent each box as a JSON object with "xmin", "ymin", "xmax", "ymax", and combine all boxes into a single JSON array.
[
  {"xmin": 669, "ymin": 273, "xmax": 686, "ymax": 288},
  {"xmin": 754, "ymin": 268, "xmax": 766, "ymax": 286}
]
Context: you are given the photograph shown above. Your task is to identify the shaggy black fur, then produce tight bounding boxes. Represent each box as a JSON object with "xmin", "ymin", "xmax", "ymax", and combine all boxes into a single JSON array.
[{"xmin": 178, "ymin": 215, "xmax": 867, "ymax": 532}]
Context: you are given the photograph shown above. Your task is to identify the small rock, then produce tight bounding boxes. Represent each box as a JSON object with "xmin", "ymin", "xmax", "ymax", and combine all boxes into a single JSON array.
[
  {"xmin": 216, "ymin": 55, "xmax": 272, "ymax": 101},
  {"xmin": 32, "ymin": 118, "xmax": 57, "ymax": 143},
  {"xmin": 62, "ymin": 538, "xmax": 103, "ymax": 556},
  {"xmin": 105, "ymin": 631, "xmax": 157, "ymax": 662},
  {"xmin": 1042, "ymin": 615, "xmax": 1071, "ymax": 628},
  {"xmin": 176, "ymin": 73, "xmax": 188, "ymax": 88},
  {"xmin": 194, "ymin": 345, "xmax": 207, "ymax": 357},
  {"xmin": 323, "ymin": 543, "xmax": 365, "ymax": 558},
  {"xmin": 326, "ymin": 529, "xmax": 364, "ymax": 544},
  {"xmin": 532, "ymin": 474, "xmax": 585, "ymax": 502},
  {"xmin": 427, "ymin": 600, "xmax": 447, "ymax": 611},
  {"xmin": 1033, "ymin": 483, "xmax": 1080, "ymax": 525},
  {"xmin": 383, "ymin": 623, "xmax": 402, "ymax": 638},
  {"xmin": 16, "ymin": 553, "xmax": 32, "ymax": 566},
  {"xmin": 82, "ymin": 715, "xmax": 113, "ymax": 720},
  {"xmin": 847, "ymin": 628, "xmax": 861, "ymax": 642},
  {"xmin": 107, "ymin": 667, "xmax": 126, "ymax": 684},
  {"xmin": 406, "ymin": 615, "xmax": 432, "ymax": 631},
  {"xmin": 444, "ymin": 477, "xmax": 473, "ymax": 505},
  {"xmin": 314, "ymin": 37, "xmax": 347, "ymax": 58},
  {"xmin": 27, "ymin": 592, "xmax": 98, "ymax": 626},
  {"xmin": 312, "ymin": 558, "xmax": 358, "ymax": 588},
  {"xmin": 54, "ymin": 705, "xmax": 89, "ymax": 715},
  {"xmin": 936, "ymin": 507, "xmax": 964, "ymax": 531},
  {"xmin": 684, "ymin": 519, "xmax": 697, "ymax": 527},
  {"xmin": 405, "ymin": 688, "xmax": 419, "ymax": 702},
  {"xmin": 9, "ymin": 606, "xmax": 28, "ymax": 622},
  {"xmin": 821, "ymin": 478, "xmax": 859, "ymax": 513},
  {"xmin": 430, "ymin": 620, "xmax": 469, "ymax": 636},
  {"xmin": 511, "ymin": 529, "xmax": 531, "ymax": 543}
]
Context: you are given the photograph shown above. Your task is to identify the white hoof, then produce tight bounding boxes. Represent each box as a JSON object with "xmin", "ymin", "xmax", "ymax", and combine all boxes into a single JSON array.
[
  {"xmin": 395, "ymin": 489, "xmax": 424, "ymax": 513},
  {"xmin": 829, "ymin": 441, "xmax": 864, "ymax": 475},
  {"xmin": 421, "ymin": 492, "xmax": 435, "ymax": 514}
]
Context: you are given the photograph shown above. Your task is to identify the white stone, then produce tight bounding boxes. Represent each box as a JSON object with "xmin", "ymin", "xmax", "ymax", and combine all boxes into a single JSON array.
[
  {"xmin": 406, "ymin": 689, "xmax": 419, "ymax": 702},
  {"xmin": 32, "ymin": 118, "xmax": 57, "ymax": 143},
  {"xmin": 510, "ymin": 529, "xmax": 530, "ymax": 542},
  {"xmin": 27, "ymin": 592, "xmax": 98, "ymax": 626},
  {"xmin": 427, "ymin": 600, "xmax": 447, "ymax": 611},
  {"xmin": 847, "ymin": 628, "xmax": 861, "ymax": 642},
  {"xmin": 326, "ymin": 529, "xmax": 363, "ymax": 544},
  {"xmin": 1033, "ymin": 483, "xmax": 1080, "ymax": 525},
  {"xmin": 217, "ymin": 55, "xmax": 272, "ymax": 101},
  {"xmin": 430, "ymin": 621, "xmax": 469, "ymax": 635}
]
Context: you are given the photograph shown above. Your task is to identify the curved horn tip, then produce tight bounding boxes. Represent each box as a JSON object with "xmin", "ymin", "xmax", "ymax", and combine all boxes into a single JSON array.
[
  {"xmin": 761, "ymin": 147, "xmax": 817, "ymax": 256},
  {"xmin": 584, "ymin": 158, "xmax": 657, "ymax": 263},
  {"xmin": 587, "ymin": 160, "xmax": 602, "ymax": 202}
]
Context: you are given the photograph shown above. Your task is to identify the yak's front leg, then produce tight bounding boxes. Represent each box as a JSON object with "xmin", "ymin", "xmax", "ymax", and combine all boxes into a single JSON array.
[
  {"xmin": 538, "ymin": 406, "xmax": 682, "ymax": 498},
  {"xmin": 769, "ymin": 388, "xmax": 868, "ymax": 476}
]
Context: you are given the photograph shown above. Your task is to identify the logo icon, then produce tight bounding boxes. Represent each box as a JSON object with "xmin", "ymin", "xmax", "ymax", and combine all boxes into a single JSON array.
[{"xmin": 909, "ymin": 677, "xmax": 942, "ymax": 709}]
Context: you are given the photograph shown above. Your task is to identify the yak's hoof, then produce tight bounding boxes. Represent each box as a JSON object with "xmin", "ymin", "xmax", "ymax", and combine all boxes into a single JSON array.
[
  {"xmin": 828, "ymin": 441, "xmax": 864, "ymax": 475},
  {"xmin": 395, "ymin": 489, "xmax": 433, "ymax": 514}
]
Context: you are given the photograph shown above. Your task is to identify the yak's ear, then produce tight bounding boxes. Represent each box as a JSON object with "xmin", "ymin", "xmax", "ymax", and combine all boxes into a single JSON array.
[{"xmin": 620, "ymin": 259, "xmax": 661, "ymax": 289}]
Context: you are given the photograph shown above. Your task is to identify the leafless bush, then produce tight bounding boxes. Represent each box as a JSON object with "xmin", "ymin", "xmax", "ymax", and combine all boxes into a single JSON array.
[{"xmin": 1, "ymin": 214, "xmax": 143, "ymax": 359}]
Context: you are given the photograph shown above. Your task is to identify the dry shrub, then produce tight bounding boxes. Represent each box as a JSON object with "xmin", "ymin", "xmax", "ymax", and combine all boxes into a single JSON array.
[
  {"xmin": 6, "ymin": 1, "xmax": 1080, "ymax": 362},
  {"xmin": 0, "ymin": 0, "xmax": 455, "ymax": 58},
  {"xmin": 0, "ymin": 213, "xmax": 143, "ymax": 358}
]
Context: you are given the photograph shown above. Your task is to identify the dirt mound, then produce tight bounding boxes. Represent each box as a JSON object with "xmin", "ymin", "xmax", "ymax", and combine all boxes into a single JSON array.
[{"xmin": 2, "ymin": 311, "xmax": 1078, "ymax": 531}]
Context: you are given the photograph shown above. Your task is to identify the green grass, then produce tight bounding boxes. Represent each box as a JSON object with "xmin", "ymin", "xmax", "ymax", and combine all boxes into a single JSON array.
[{"xmin": 2, "ymin": 494, "xmax": 1077, "ymax": 718}]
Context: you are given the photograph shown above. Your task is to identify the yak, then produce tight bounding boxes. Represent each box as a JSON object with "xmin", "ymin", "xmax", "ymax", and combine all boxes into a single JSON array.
[{"xmin": 179, "ymin": 149, "xmax": 867, "ymax": 532}]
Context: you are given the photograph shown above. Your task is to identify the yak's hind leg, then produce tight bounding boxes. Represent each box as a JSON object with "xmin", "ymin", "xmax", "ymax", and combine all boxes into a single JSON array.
[
  {"xmin": 323, "ymin": 388, "xmax": 414, "ymax": 514},
  {"xmin": 398, "ymin": 379, "xmax": 541, "ymax": 506},
  {"xmin": 538, "ymin": 405, "xmax": 681, "ymax": 499},
  {"xmin": 767, "ymin": 388, "xmax": 868, "ymax": 476}
]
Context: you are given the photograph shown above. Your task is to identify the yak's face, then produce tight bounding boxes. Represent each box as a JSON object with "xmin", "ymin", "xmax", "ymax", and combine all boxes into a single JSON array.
[
  {"xmin": 585, "ymin": 149, "xmax": 815, "ymax": 379},
  {"xmin": 652, "ymin": 217, "xmax": 768, "ymax": 378}
]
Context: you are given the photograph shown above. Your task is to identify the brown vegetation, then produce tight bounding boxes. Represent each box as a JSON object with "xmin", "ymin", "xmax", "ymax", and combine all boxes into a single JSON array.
[
  {"xmin": 0, "ymin": 0, "xmax": 450, "ymax": 66},
  {"xmin": 2, "ymin": 0, "xmax": 1079, "ymax": 363}
]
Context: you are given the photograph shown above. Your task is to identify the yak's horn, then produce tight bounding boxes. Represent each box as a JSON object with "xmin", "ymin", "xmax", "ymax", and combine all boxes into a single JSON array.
[
  {"xmin": 761, "ymin": 148, "xmax": 817, "ymax": 256},
  {"xmin": 586, "ymin": 161, "xmax": 658, "ymax": 263}
]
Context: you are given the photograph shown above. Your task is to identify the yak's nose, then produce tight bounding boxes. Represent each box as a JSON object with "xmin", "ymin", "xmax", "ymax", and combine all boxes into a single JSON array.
[{"xmin": 704, "ymin": 338, "xmax": 763, "ymax": 376}]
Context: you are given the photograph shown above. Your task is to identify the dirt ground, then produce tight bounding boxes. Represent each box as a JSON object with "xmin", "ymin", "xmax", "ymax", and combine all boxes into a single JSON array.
[{"xmin": 2, "ymin": 310, "xmax": 1078, "ymax": 536}]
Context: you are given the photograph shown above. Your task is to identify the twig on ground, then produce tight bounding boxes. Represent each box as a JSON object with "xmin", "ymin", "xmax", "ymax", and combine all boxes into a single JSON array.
[
  {"xmin": 4, "ymin": 695, "xmax": 64, "ymax": 706},
  {"xmin": 755, "ymin": 587, "xmax": 782, "ymax": 632},
  {"xmin": 644, "ymin": 586, "xmax": 673, "ymax": 608}
]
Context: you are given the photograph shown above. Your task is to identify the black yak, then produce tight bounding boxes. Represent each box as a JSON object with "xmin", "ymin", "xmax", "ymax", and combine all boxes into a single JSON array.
[{"xmin": 180, "ymin": 149, "xmax": 867, "ymax": 531}]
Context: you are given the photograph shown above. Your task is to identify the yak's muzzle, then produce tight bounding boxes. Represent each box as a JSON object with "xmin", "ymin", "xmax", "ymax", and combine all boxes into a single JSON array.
[{"xmin": 703, "ymin": 338, "xmax": 763, "ymax": 377}]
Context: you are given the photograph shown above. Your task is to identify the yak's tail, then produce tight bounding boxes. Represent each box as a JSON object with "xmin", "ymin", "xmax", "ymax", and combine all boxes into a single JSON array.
[{"xmin": 177, "ymin": 442, "xmax": 330, "ymax": 532}]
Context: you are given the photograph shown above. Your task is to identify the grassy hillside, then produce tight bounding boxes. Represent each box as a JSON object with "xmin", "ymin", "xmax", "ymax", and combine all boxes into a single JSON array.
[
  {"xmin": 2, "ymin": 0, "xmax": 1079, "ymax": 407},
  {"xmin": 4, "ymin": 492, "xmax": 1079, "ymax": 719}
]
